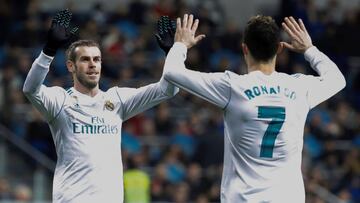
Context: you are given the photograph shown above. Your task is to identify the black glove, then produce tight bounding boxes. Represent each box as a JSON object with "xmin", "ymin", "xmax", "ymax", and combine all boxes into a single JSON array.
[
  {"xmin": 43, "ymin": 9, "xmax": 79, "ymax": 56},
  {"xmin": 155, "ymin": 16, "xmax": 176, "ymax": 55}
]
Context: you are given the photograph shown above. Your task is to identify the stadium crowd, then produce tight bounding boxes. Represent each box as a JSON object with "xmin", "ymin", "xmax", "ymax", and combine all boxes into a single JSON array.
[{"xmin": 0, "ymin": 0, "xmax": 359, "ymax": 202}]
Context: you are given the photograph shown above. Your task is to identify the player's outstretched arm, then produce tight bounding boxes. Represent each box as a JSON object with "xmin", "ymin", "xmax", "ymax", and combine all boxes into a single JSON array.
[
  {"xmin": 282, "ymin": 16, "xmax": 346, "ymax": 108},
  {"xmin": 23, "ymin": 9, "xmax": 78, "ymax": 122},
  {"xmin": 23, "ymin": 9, "xmax": 78, "ymax": 94},
  {"xmin": 163, "ymin": 14, "xmax": 231, "ymax": 109},
  {"xmin": 116, "ymin": 16, "xmax": 180, "ymax": 121}
]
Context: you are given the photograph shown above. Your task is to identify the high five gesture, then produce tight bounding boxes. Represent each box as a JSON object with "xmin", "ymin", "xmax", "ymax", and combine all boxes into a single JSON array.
[
  {"xmin": 174, "ymin": 14, "xmax": 206, "ymax": 49},
  {"xmin": 282, "ymin": 16, "xmax": 313, "ymax": 53}
]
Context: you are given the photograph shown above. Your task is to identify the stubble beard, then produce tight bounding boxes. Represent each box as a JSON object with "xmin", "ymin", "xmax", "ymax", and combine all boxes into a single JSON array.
[{"xmin": 74, "ymin": 65, "xmax": 99, "ymax": 89}]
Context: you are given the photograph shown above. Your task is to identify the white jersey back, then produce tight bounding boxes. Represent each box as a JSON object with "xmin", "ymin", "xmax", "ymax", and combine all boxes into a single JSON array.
[
  {"xmin": 221, "ymin": 71, "xmax": 307, "ymax": 202},
  {"xmin": 164, "ymin": 43, "xmax": 346, "ymax": 203}
]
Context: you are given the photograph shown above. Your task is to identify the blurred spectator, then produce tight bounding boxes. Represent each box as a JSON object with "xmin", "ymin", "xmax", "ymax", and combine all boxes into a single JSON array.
[
  {"xmin": 9, "ymin": 90, "xmax": 32, "ymax": 137},
  {"xmin": 80, "ymin": 19, "xmax": 101, "ymax": 42},
  {"xmin": 151, "ymin": 163, "xmax": 169, "ymax": 201},
  {"xmin": 154, "ymin": 103, "xmax": 173, "ymax": 136},
  {"xmin": 337, "ymin": 8, "xmax": 360, "ymax": 56},
  {"xmin": 195, "ymin": 194, "xmax": 210, "ymax": 203},
  {"xmin": 193, "ymin": 123, "xmax": 224, "ymax": 167},
  {"xmin": 123, "ymin": 157, "xmax": 150, "ymax": 203},
  {"xmin": 102, "ymin": 25, "xmax": 127, "ymax": 68},
  {"xmin": 13, "ymin": 183, "xmax": 32, "ymax": 202},
  {"xmin": 186, "ymin": 163, "xmax": 209, "ymax": 200},
  {"xmin": 219, "ymin": 20, "xmax": 242, "ymax": 53},
  {"xmin": 152, "ymin": 0, "xmax": 176, "ymax": 18},
  {"xmin": 140, "ymin": 117, "xmax": 165, "ymax": 164},
  {"xmin": 207, "ymin": 182, "xmax": 221, "ymax": 202},
  {"xmin": 0, "ymin": 177, "xmax": 11, "ymax": 200},
  {"xmin": 128, "ymin": 0, "xmax": 149, "ymax": 25},
  {"xmin": 122, "ymin": 130, "xmax": 141, "ymax": 156},
  {"xmin": 26, "ymin": 109, "xmax": 56, "ymax": 160},
  {"xmin": 162, "ymin": 145, "xmax": 186, "ymax": 184},
  {"xmin": 9, "ymin": 15, "xmax": 42, "ymax": 48},
  {"xmin": 171, "ymin": 182, "xmax": 189, "ymax": 203},
  {"xmin": 91, "ymin": 3, "xmax": 108, "ymax": 26},
  {"xmin": 170, "ymin": 119, "xmax": 195, "ymax": 159}
]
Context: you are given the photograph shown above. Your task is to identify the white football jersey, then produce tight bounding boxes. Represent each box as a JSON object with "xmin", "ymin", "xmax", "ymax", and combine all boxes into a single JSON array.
[
  {"xmin": 164, "ymin": 43, "xmax": 345, "ymax": 202},
  {"xmin": 23, "ymin": 52, "xmax": 178, "ymax": 203}
]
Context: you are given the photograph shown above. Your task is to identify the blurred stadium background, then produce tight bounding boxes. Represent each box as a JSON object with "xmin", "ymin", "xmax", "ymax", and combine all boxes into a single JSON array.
[{"xmin": 0, "ymin": 0, "xmax": 359, "ymax": 202}]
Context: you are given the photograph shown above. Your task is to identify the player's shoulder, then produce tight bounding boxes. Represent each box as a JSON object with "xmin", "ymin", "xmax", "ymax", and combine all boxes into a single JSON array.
[
  {"xmin": 272, "ymin": 72, "xmax": 298, "ymax": 81},
  {"xmin": 104, "ymin": 86, "xmax": 135, "ymax": 102},
  {"xmin": 224, "ymin": 70, "xmax": 248, "ymax": 81},
  {"xmin": 273, "ymin": 72, "xmax": 315, "ymax": 86},
  {"xmin": 105, "ymin": 86, "xmax": 118, "ymax": 94},
  {"xmin": 279, "ymin": 72, "xmax": 319, "ymax": 90},
  {"xmin": 44, "ymin": 85, "xmax": 67, "ymax": 95},
  {"xmin": 289, "ymin": 73, "xmax": 317, "ymax": 81},
  {"xmin": 46, "ymin": 85, "xmax": 66, "ymax": 91},
  {"xmin": 103, "ymin": 86, "xmax": 122, "ymax": 98},
  {"xmin": 106, "ymin": 86, "xmax": 134, "ymax": 95},
  {"xmin": 63, "ymin": 87, "xmax": 74, "ymax": 96}
]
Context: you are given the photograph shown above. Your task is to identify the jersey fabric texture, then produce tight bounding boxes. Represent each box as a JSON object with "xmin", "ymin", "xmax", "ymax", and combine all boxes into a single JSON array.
[
  {"xmin": 164, "ymin": 42, "xmax": 345, "ymax": 203},
  {"xmin": 23, "ymin": 52, "xmax": 178, "ymax": 203}
]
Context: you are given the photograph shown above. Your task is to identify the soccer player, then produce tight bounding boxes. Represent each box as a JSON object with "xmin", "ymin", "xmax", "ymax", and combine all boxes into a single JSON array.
[
  {"xmin": 162, "ymin": 14, "xmax": 346, "ymax": 202},
  {"xmin": 22, "ymin": 10, "xmax": 178, "ymax": 202}
]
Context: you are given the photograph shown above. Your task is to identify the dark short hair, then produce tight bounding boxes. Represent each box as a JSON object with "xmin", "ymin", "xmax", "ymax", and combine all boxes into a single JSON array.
[
  {"xmin": 243, "ymin": 15, "xmax": 280, "ymax": 62},
  {"xmin": 66, "ymin": 40, "xmax": 100, "ymax": 62}
]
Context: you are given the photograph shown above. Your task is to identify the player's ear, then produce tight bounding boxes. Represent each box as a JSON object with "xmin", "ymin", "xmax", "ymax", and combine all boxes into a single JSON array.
[
  {"xmin": 242, "ymin": 43, "xmax": 249, "ymax": 55},
  {"xmin": 277, "ymin": 42, "xmax": 284, "ymax": 55},
  {"xmin": 66, "ymin": 60, "xmax": 75, "ymax": 73}
]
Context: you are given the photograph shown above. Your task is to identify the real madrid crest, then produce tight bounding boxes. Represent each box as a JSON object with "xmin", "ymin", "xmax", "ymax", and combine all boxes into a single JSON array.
[{"xmin": 104, "ymin": 100, "xmax": 114, "ymax": 111}]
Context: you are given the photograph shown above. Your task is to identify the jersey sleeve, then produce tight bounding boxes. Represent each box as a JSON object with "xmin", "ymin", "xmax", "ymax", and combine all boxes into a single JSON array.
[
  {"xmin": 163, "ymin": 42, "xmax": 231, "ymax": 109},
  {"xmin": 302, "ymin": 46, "xmax": 346, "ymax": 109},
  {"xmin": 23, "ymin": 52, "xmax": 66, "ymax": 123},
  {"xmin": 115, "ymin": 77, "xmax": 178, "ymax": 121}
]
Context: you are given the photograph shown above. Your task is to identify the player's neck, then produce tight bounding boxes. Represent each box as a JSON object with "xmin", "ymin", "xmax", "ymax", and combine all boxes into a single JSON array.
[
  {"xmin": 74, "ymin": 82, "xmax": 99, "ymax": 97},
  {"xmin": 247, "ymin": 57, "xmax": 276, "ymax": 75}
]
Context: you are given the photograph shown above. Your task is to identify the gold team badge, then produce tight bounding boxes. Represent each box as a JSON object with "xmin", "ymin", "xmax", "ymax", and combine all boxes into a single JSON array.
[{"xmin": 104, "ymin": 100, "xmax": 114, "ymax": 111}]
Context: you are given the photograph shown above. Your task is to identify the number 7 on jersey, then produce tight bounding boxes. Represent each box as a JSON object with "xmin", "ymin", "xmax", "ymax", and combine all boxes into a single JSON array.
[{"xmin": 258, "ymin": 106, "xmax": 285, "ymax": 158}]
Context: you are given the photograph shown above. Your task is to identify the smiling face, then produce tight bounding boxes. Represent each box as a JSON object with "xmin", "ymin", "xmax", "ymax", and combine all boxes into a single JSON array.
[{"xmin": 67, "ymin": 46, "xmax": 102, "ymax": 90}]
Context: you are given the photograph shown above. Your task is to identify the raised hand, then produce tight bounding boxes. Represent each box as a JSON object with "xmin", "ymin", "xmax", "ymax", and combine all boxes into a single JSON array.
[
  {"xmin": 281, "ymin": 17, "xmax": 313, "ymax": 53},
  {"xmin": 155, "ymin": 16, "xmax": 176, "ymax": 55},
  {"xmin": 43, "ymin": 9, "xmax": 79, "ymax": 56},
  {"xmin": 175, "ymin": 14, "xmax": 205, "ymax": 49}
]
